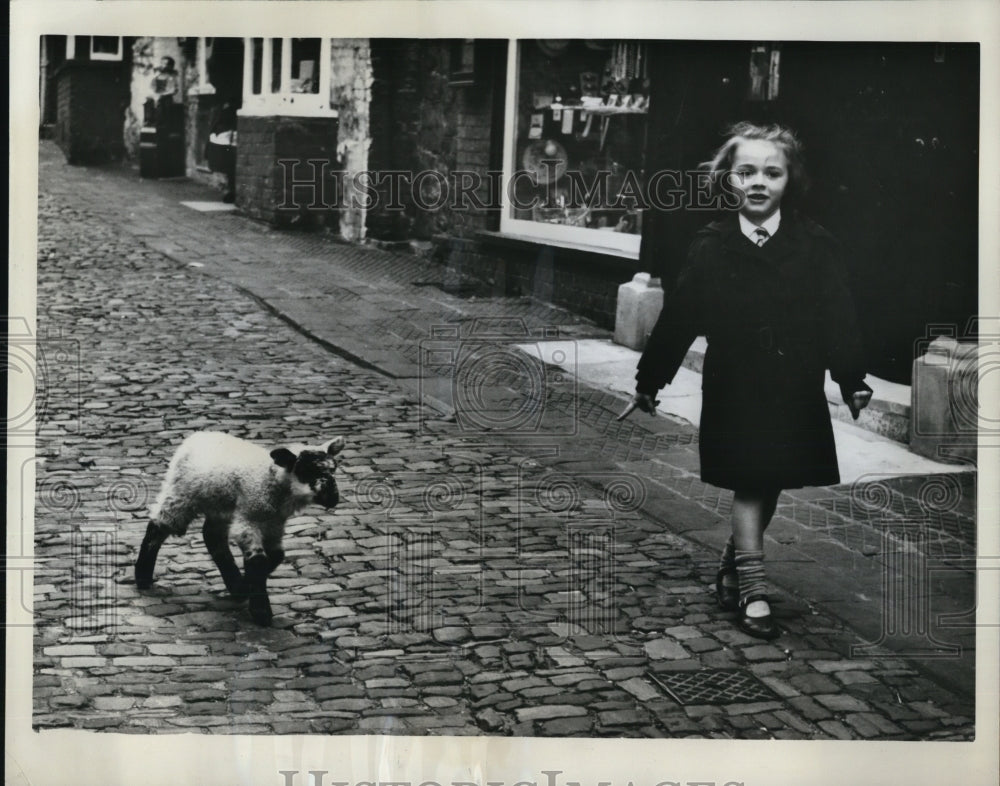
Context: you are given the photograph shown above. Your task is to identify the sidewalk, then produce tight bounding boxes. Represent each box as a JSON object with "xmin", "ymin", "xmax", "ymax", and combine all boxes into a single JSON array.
[{"xmin": 34, "ymin": 140, "xmax": 978, "ymax": 727}]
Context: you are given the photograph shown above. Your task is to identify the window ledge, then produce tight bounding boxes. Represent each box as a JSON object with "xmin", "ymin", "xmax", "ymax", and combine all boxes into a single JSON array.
[
  {"xmin": 238, "ymin": 104, "xmax": 338, "ymax": 119},
  {"xmin": 476, "ymin": 229, "xmax": 640, "ymax": 261}
]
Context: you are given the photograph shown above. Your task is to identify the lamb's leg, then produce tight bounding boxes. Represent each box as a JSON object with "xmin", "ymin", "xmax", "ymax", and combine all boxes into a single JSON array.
[
  {"xmin": 134, "ymin": 522, "xmax": 169, "ymax": 589},
  {"xmin": 137, "ymin": 489, "xmax": 197, "ymax": 589},
  {"xmin": 203, "ymin": 516, "xmax": 244, "ymax": 599},
  {"xmin": 266, "ymin": 544, "xmax": 285, "ymax": 575},
  {"xmin": 243, "ymin": 555, "xmax": 272, "ymax": 626},
  {"xmin": 236, "ymin": 526, "xmax": 272, "ymax": 626}
]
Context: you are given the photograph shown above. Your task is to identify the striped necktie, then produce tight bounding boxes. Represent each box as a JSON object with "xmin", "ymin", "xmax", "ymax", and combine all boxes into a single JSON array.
[{"xmin": 753, "ymin": 227, "xmax": 770, "ymax": 247}]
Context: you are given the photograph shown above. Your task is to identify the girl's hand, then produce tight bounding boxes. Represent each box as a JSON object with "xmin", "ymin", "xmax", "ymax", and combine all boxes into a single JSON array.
[
  {"xmin": 634, "ymin": 392, "xmax": 660, "ymax": 414},
  {"xmin": 618, "ymin": 392, "xmax": 660, "ymax": 421},
  {"xmin": 840, "ymin": 381, "xmax": 873, "ymax": 421},
  {"xmin": 848, "ymin": 389, "xmax": 873, "ymax": 420}
]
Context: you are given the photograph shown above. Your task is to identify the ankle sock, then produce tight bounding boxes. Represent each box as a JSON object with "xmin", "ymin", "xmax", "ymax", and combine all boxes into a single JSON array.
[
  {"xmin": 734, "ymin": 549, "xmax": 768, "ymax": 605},
  {"xmin": 718, "ymin": 537, "xmax": 737, "ymax": 584}
]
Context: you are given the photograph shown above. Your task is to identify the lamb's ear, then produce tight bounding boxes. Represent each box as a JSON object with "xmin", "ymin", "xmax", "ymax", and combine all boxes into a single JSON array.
[
  {"xmin": 324, "ymin": 436, "xmax": 345, "ymax": 456},
  {"xmin": 270, "ymin": 448, "xmax": 298, "ymax": 470}
]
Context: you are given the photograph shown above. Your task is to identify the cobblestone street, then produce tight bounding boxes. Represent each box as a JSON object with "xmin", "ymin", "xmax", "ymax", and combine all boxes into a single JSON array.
[{"xmin": 29, "ymin": 142, "xmax": 975, "ymax": 739}]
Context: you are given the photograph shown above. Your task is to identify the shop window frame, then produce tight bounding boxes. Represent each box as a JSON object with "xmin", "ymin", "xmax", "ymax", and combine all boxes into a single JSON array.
[{"xmin": 498, "ymin": 40, "xmax": 643, "ymax": 259}]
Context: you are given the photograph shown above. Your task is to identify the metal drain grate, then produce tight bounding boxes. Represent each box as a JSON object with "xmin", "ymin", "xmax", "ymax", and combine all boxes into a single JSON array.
[{"xmin": 648, "ymin": 669, "xmax": 779, "ymax": 706}]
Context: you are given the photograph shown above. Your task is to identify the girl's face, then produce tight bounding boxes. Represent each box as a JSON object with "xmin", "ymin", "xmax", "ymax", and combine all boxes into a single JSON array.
[{"xmin": 731, "ymin": 139, "xmax": 789, "ymax": 223}]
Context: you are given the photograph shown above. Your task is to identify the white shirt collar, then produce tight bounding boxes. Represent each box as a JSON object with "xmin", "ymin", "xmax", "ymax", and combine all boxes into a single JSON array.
[{"xmin": 739, "ymin": 209, "xmax": 782, "ymax": 242}]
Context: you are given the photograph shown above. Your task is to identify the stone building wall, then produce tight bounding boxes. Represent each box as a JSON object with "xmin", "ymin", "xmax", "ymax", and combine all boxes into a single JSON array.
[
  {"xmin": 367, "ymin": 40, "xmax": 501, "ymax": 241},
  {"xmin": 330, "ymin": 39, "xmax": 373, "ymax": 243}
]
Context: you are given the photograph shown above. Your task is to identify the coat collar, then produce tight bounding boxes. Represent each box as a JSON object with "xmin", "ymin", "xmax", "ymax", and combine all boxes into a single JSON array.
[{"xmin": 705, "ymin": 212, "xmax": 807, "ymax": 262}]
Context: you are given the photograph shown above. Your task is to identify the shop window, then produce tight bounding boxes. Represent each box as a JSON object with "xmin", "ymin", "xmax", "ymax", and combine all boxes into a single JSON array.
[
  {"xmin": 241, "ymin": 37, "xmax": 334, "ymax": 117},
  {"xmin": 501, "ymin": 40, "xmax": 650, "ymax": 256},
  {"xmin": 65, "ymin": 35, "xmax": 124, "ymax": 62}
]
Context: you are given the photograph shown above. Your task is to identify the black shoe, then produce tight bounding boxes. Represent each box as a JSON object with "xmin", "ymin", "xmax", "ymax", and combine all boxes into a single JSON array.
[
  {"xmin": 715, "ymin": 569, "xmax": 739, "ymax": 611},
  {"xmin": 737, "ymin": 595, "xmax": 780, "ymax": 640}
]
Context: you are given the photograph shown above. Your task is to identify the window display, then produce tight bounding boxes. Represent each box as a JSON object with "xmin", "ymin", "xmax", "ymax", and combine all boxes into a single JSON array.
[{"xmin": 502, "ymin": 40, "xmax": 650, "ymax": 255}]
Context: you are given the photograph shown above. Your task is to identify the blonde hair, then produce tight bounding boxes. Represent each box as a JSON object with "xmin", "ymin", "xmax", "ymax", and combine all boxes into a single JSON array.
[{"xmin": 702, "ymin": 121, "xmax": 809, "ymax": 204}]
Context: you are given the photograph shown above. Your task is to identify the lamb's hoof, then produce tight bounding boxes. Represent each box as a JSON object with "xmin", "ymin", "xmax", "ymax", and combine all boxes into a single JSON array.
[
  {"xmin": 227, "ymin": 580, "xmax": 249, "ymax": 602},
  {"xmin": 134, "ymin": 564, "xmax": 154, "ymax": 590},
  {"xmin": 248, "ymin": 595, "xmax": 273, "ymax": 626}
]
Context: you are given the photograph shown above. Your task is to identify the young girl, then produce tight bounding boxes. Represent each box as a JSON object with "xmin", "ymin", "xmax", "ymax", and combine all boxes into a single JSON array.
[{"xmin": 630, "ymin": 122, "xmax": 872, "ymax": 639}]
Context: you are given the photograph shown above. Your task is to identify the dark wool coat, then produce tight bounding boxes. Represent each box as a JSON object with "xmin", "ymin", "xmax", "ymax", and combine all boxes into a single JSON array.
[{"xmin": 636, "ymin": 212, "xmax": 868, "ymax": 491}]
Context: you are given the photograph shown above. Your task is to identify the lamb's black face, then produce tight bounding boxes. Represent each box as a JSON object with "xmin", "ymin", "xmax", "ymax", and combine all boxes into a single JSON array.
[
  {"xmin": 293, "ymin": 450, "xmax": 340, "ymax": 509},
  {"xmin": 270, "ymin": 436, "xmax": 345, "ymax": 510}
]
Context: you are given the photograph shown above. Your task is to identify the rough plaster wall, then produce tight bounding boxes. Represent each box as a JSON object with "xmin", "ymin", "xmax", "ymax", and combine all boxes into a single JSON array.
[
  {"xmin": 329, "ymin": 39, "xmax": 373, "ymax": 243},
  {"xmin": 182, "ymin": 43, "xmax": 206, "ymax": 176},
  {"xmin": 124, "ymin": 37, "xmax": 184, "ymax": 159}
]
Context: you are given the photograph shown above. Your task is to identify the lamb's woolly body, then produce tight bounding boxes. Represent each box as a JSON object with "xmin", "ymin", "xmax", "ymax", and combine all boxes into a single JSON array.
[
  {"xmin": 150, "ymin": 432, "xmax": 311, "ymax": 539},
  {"xmin": 135, "ymin": 430, "xmax": 343, "ymax": 625}
]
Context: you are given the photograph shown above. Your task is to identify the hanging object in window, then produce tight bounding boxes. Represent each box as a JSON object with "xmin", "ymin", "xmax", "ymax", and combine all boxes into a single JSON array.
[
  {"xmin": 537, "ymin": 40, "xmax": 570, "ymax": 58},
  {"xmin": 522, "ymin": 138, "xmax": 569, "ymax": 184},
  {"xmin": 749, "ymin": 44, "xmax": 781, "ymax": 101}
]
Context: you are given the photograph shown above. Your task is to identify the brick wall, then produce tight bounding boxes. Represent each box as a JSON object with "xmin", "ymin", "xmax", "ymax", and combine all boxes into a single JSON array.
[
  {"xmin": 53, "ymin": 61, "xmax": 129, "ymax": 164},
  {"xmin": 236, "ymin": 114, "xmax": 340, "ymax": 229},
  {"xmin": 367, "ymin": 40, "xmax": 502, "ymax": 241}
]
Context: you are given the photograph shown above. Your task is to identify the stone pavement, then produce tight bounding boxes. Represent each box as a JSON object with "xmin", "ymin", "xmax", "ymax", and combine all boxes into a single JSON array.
[{"xmin": 29, "ymin": 141, "xmax": 975, "ymax": 738}]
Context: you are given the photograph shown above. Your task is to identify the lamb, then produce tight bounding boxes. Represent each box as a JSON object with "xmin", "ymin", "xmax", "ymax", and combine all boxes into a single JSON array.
[{"xmin": 134, "ymin": 431, "xmax": 344, "ymax": 625}]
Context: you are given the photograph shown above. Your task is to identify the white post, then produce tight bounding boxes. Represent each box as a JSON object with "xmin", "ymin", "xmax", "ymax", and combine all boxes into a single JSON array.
[
  {"xmin": 241, "ymin": 38, "xmax": 252, "ymax": 104},
  {"xmin": 262, "ymin": 37, "xmax": 273, "ymax": 97},
  {"xmin": 39, "ymin": 37, "xmax": 49, "ymax": 118},
  {"xmin": 319, "ymin": 37, "xmax": 332, "ymax": 109},
  {"xmin": 281, "ymin": 37, "xmax": 291, "ymax": 95}
]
